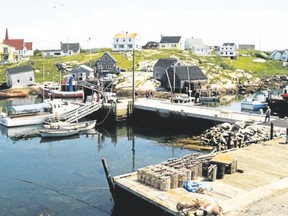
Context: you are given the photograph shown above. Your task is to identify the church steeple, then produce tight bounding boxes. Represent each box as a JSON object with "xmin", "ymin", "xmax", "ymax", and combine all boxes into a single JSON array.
[{"xmin": 5, "ymin": 28, "xmax": 8, "ymax": 40}]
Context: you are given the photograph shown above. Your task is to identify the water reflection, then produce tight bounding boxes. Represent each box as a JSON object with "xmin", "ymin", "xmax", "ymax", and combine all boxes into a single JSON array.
[{"xmin": 0, "ymin": 122, "xmax": 197, "ymax": 216}]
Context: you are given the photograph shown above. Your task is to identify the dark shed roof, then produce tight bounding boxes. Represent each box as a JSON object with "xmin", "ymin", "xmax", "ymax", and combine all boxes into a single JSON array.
[
  {"xmin": 6, "ymin": 65, "xmax": 33, "ymax": 75},
  {"xmin": 154, "ymin": 58, "xmax": 178, "ymax": 68},
  {"xmin": 160, "ymin": 36, "xmax": 182, "ymax": 43},
  {"xmin": 169, "ymin": 65, "xmax": 207, "ymax": 80}
]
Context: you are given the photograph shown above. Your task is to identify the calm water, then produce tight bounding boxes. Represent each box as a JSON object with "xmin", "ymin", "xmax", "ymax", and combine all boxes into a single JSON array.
[{"xmin": 0, "ymin": 118, "xmax": 198, "ymax": 216}]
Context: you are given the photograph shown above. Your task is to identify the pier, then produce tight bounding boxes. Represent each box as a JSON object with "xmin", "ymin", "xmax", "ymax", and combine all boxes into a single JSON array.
[{"xmin": 104, "ymin": 137, "xmax": 288, "ymax": 215}]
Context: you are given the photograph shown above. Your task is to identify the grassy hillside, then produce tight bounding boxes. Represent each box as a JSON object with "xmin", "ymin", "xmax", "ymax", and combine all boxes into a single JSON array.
[{"xmin": 0, "ymin": 49, "xmax": 287, "ymax": 84}]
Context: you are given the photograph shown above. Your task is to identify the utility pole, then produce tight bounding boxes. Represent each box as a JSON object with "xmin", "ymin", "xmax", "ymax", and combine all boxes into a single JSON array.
[{"xmin": 132, "ymin": 49, "xmax": 135, "ymax": 108}]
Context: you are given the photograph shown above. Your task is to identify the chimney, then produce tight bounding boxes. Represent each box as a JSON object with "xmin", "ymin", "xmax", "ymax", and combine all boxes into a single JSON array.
[{"xmin": 5, "ymin": 28, "xmax": 8, "ymax": 40}]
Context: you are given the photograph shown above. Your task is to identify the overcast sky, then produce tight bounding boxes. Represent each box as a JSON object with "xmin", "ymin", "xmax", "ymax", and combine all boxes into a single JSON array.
[{"xmin": 1, "ymin": 0, "xmax": 287, "ymax": 51}]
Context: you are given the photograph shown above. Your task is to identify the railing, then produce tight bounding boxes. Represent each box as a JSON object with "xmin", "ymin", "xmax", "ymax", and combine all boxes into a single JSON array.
[{"xmin": 60, "ymin": 101, "xmax": 102, "ymax": 123}]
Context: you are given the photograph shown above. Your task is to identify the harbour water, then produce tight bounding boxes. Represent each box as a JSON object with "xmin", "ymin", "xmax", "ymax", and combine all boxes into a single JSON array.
[{"xmin": 0, "ymin": 118, "xmax": 199, "ymax": 216}]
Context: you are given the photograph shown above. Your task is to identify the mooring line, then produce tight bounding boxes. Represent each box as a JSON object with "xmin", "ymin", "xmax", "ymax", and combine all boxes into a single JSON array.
[{"xmin": 6, "ymin": 176, "xmax": 111, "ymax": 215}]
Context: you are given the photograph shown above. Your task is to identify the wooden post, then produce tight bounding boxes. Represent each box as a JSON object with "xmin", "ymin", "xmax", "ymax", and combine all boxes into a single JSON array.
[
  {"xmin": 270, "ymin": 123, "xmax": 274, "ymax": 140},
  {"xmin": 101, "ymin": 158, "xmax": 117, "ymax": 200},
  {"xmin": 286, "ymin": 128, "xmax": 288, "ymax": 144}
]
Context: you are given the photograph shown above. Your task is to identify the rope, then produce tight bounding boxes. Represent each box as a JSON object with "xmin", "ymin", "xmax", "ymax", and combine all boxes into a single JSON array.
[
  {"xmin": 96, "ymin": 102, "xmax": 113, "ymax": 126},
  {"xmin": 6, "ymin": 176, "xmax": 111, "ymax": 215}
]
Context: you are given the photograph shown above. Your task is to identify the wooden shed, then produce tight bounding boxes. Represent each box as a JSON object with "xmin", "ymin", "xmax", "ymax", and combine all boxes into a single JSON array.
[
  {"xmin": 160, "ymin": 65, "xmax": 207, "ymax": 93},
  {"xmin": 6, "ymin": 65, "xmax": 35, "ymax": 88}
]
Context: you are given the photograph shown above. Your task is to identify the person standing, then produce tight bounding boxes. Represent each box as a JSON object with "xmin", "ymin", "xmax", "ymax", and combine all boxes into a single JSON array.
[{"xmin": 265, "ymin": 106, "xmax": 271, "ymax": 122}]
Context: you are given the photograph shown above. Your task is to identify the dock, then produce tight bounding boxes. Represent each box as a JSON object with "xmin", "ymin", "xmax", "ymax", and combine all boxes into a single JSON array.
[
  {"xmin": 134, "ymin": 98, "xmax": 273, "ymax": 124},
  {"xmin": 104, "ymin": 137, "xmax": 288, "ymax": 215}
]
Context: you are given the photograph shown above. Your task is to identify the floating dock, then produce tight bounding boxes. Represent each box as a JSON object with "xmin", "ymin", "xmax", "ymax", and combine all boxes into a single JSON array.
[{"xmin": 103, "ymin": 137, "xmax": 288, "ymax": 215}]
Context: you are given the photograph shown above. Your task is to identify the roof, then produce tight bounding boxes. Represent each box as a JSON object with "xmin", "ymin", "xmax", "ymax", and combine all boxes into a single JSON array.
[
  {"xmin": 185, "ymin": 38, "xmax": 209, "ymax": 48},
  {"xmin": 61, "ymin": 43, "xmax": 80, "ymax": 52},
  {"xmin": 114, "ymin": 33, "xmax": 139, "ymax": 39},
  {"xmin": 154, "ymin": 58, "xmax": 178, "ymax": 68},
  {"xmin": 3, "ymin": 39, "xmax": 24, "ymax": 50},
  {"xmin": 160, "ymin": 36, "xmax": 182, "ymax": 44},
  {"xmin": 169, "ymin": 65, "xmax": 207, "ymax": 80},
  {"xmin": 25, "ymin": 42, "xmax": 33, "ymax": 50},
  {"xmin": 6, "ymin": 65, "xmax": 33, "ymax": 75},
  {"xmin": 96, "ymin": 52, "xmax": 117, "ymax": 63},
  {"xmin": 223, "ymin": 43, "xmax": 236, "ymax": 46}
]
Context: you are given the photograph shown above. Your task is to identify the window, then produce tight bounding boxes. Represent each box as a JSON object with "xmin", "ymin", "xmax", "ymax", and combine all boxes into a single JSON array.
[
  {"xmin": 29, "ymin": 77, "xmax": 33, "ymax": 81},
  {"xmin": 127, "ymin": 44, "xmax": 133, "ymax": 49},
  {"xmin": 116, "ymin": 39, "xmax": 118, "ymax": 42},
  {"xmin": 129, "ymin": 38, "xmax": 131, "ymax": 42},
  {"xmin": 119, "ymin": 44, "xmax": 124, "ymax": 49},
  {"xmin": 17, "ymin": 79, "xmax": 20, "ymax": 83}
]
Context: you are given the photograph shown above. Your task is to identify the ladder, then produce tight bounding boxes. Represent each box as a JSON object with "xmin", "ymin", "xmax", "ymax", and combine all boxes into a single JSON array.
[{"xmin": 59, "ymin": 101, "xmax": 102, "ymax": 123}]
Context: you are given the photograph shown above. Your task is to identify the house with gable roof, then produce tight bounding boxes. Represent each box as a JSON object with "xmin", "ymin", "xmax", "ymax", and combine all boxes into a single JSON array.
[
  {"xmin": 217, "ymin": 43, "xmax": 237, "ymax": 59},
  {"xmin": 95, "ymin": 52, "xmax": 120, "ymax": 76},
  {"xmin": 269, "ymin": 50, "xmax": 283, "ymax": 61},
  {"xmin": 159, "ymin": 36, "xmax": 184, "ymax": 50},
  {"xmin": 6, "ymin": 65, "xmax": 35, "ymax": 88},
  {"xmin": 270, "ymin": 50, "xmax": 288, "ymax": 61},
  {"xmin": 112, "ymin": 32, "xmax": 141, "ymax": 51},
  {"xmin": 3, "ymin": 28, "xmax": 33, "ymax": 60},
  {"xmin": 61, "ymin": 42, "xmax": 80, "ymax": 55},
  {"xmin": 185, "ymin": 37, "xmax": 211, "ymax": 56}
]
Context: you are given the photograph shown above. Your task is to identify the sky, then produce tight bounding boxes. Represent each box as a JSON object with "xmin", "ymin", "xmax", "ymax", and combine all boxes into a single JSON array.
[{"xmin": 1, "ymin": 0, "xmax": 288, "ymax": 51}]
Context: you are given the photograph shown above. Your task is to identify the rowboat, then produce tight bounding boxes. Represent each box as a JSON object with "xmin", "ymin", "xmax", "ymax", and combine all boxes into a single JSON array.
[
  {"xmin": 0, "ymin": 91, "xmax": 28, "ymax": 98},
  {"xmin": 43, "ymin": 120, "xmax": 96, "ymax": 131},
  {"xmin": 39, "ymin": 129, "xmax": 79, "ymax": 138}
]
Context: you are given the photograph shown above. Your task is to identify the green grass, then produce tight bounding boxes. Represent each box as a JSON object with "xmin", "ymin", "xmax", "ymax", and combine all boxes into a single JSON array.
[{"xmin": 0, "ymin": 49, "xmax": 287, "ymax": 84}]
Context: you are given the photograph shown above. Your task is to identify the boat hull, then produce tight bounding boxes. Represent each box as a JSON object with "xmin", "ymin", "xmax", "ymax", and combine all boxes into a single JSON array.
[
  {"xmin": 241, "ymin": 101, "xmax": 267, "ymax": 111},
  {"xmin": 39, "ymin": 129, "xmax": 79, "ymax": 138},
  {"xmin": 0, "ymin": 113, "xmax": 51, "ymax": 127}
]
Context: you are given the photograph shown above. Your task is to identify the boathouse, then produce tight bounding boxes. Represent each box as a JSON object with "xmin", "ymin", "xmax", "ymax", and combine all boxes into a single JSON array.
[
  {"xmin": 153, "ymin": 58, "xmax": 183, "ymax": 81},
  {"xmin": 95, "ymin": 52, "xmax": 120, "ymax": 76},
  {"xmin": 160, "ymin": 65, "xmax": 208, "ymax": 92},
  {"xmin": 5, "ymin": 65, "xmax": 35, "ymax": 88}
]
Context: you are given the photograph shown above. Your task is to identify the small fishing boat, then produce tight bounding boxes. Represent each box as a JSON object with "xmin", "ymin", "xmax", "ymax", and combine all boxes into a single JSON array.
[
  {"xmin": 241, "ymin": 91, "xmax": 268, "ymax": 111},
  {"xmin": 43, "ymin": 120, "xmax": 96, "ymax": 131},
  {"xmin": 0, "ymin": 90, "xmax": 28, "ymax": 98},
  {"xmin": 39, "ymin": 129, "xmax": 79, "ymax": 138}
]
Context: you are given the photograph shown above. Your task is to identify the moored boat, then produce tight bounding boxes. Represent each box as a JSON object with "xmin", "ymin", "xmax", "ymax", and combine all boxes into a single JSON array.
[
  {"xmin": 0, "ymin": 99, "xmax": 82, "ymax": 127},
  {"xmin": 241, "ymin": 91, "xmax": 268, "ymax": 111},
  {"xmin": 43, "ymin": 120, "xmax": 96, "ymax": 131},
  {"xmin": 39, "ymin": 129, "xmax": 79, "ymax": 138},
  {"xmin": 0, "ymin": 90, "xmax": 28, "ymax": 98}
]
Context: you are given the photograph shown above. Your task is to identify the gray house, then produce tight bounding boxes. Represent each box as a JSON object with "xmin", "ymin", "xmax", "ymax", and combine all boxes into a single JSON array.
[
  {"xmin": 95, "ymin": 52, "xmax": 120, "ymax": 76},
  {"xmin": 69, "ymin": 65, "xmax": 94, "ymax": 82},
  {"xmin": 160, "ymin": 65, "xmax": 207, "ymax": 93},
  {"xmin": 61, "ymin": 42, "xmax": 80, "ymax": 55},
  {"xmin": 6, "ymin": 65, "xmax": 35, "ymax": 88},
  {"xmin": 153, "ymin": 58, "xmax": 181, "ymax": 81}
]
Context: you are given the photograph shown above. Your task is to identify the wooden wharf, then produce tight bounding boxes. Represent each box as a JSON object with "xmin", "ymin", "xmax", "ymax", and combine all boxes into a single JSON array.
[
  {"xmin": 133, "ymin": 98, "xmax": 277, "ymax": 125},
  {"xmin": 104, "ymin": 137, "xmax": 288, "ymax": 215}
]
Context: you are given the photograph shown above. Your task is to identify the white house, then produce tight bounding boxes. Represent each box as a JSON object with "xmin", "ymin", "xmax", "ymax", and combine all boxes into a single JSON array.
[
  {"xmin": 159, "ymin": 36, "xmax": 184, "ymax": 50},
  {"xmin": 112, "ymin": 32, "xmax": 141, "ymax": 51},
  {"xmin": 184, "ymin": 38, "xmax": 211, "ymax": 56},
  {"xmin": 217, "ymin": 43, "xmax": 237, "ymax": 59}
]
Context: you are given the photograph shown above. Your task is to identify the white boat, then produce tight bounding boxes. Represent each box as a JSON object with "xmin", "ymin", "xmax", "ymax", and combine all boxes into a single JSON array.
[
  {"xmin": 39, "ymin": 129, "xmax": 79, "ymax": 138},
  {"xmin": 43, "ymin": 120, "xmax": 96, "ymax": 131},
  {"xmin": 0, "ymin": 99, "xmax": 82, "ymax": 127},
  {"xmin": 241, "ymin": 91, "xmax": 268, "ymax": 111}
]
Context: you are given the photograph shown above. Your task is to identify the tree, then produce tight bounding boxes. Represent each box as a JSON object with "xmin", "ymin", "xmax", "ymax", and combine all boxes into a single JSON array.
[{"xmin": 33, "ymin": 49, "xmax": 42, "ymax": 57}]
